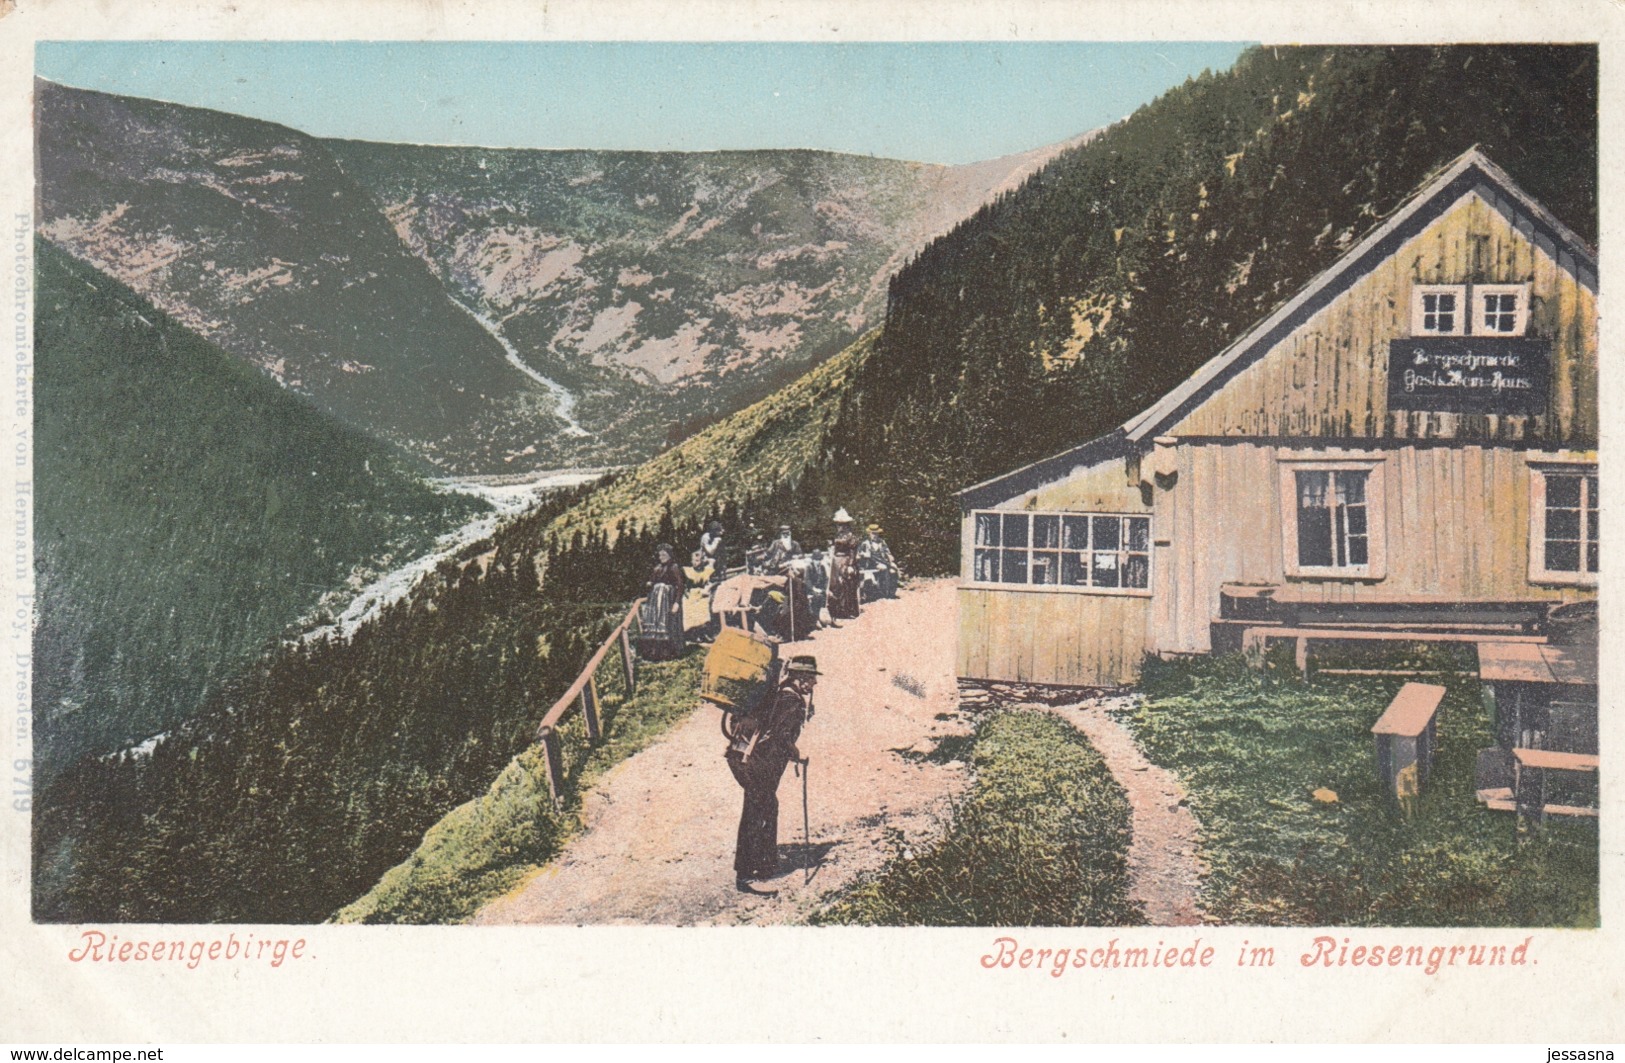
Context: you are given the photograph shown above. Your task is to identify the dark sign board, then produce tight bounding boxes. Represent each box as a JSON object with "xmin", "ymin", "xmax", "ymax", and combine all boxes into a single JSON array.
[{"xmin": 1387, "ymin": 337, "xmax": 1550, "ymax": 414}]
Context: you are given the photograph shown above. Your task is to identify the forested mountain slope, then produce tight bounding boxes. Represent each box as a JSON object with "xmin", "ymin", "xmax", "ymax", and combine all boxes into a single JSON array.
[
  {"xmin": 825, "ymin": 45, "xmax": 1597, "ymax": 569},
  {"xmin": 537, "ymin": 46, "xmax": 1597, "ymax": 575},
  {"xmin": 32, "ymin": 241, "xmax": 482, "ymax": 785},
  {"xmin": 31, "ymin": 472, "xmax": 687, "ymax": 922}
]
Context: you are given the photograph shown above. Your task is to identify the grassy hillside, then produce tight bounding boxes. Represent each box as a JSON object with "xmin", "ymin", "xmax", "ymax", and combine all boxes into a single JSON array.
[
  {"xmin": 545, "ymin": 329, "xmax": 878, "ymax": 545},
  {"xmin": 334, "ymin": 651, "xmax": 704, "ymax": 925},
  {"xmin": 815, "ymin": 710, "xmax": 1142, "ymax": 927},
  {"xmin": 32, "ymin": 241, "xmax": 483, "ymax": 784}
]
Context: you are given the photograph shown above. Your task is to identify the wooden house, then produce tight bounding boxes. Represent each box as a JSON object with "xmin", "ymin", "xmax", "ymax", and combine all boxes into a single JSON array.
[{"xmin": 957, "ymin": 148, "xmax": 1598, "ymax": 689}]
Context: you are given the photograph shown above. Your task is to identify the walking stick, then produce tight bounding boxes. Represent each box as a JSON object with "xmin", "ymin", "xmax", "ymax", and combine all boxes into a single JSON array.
[{"xmin": 800, "ymin": 755, "xmax": 812, "ymax": 884}]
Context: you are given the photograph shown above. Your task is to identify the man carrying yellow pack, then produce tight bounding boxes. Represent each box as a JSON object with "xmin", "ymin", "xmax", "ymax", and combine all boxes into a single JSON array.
[{"xmin": 725, "ymin": 654, "xmax": 818, "ymax": 894}]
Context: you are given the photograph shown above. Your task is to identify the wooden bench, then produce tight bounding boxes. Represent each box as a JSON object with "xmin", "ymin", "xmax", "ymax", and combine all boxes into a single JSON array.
[
  {"xmin": 1241, "ymin": 625, "xmax": 1546, "ymax": 677},
  {"xmin": 1479, "ymin": 749, "xmax": 1600, "ymax": 819},
  {"xmin": 1510, "ymin": 747, "xmax": 1599, "ymax": 822},
  {"xmin": 1478, "ymin": 640, "xmax": 1598, "ymax": 753},
  {"xmin": 1371, "ymin": 683, "xmax": 1445, "ymax": 804}
]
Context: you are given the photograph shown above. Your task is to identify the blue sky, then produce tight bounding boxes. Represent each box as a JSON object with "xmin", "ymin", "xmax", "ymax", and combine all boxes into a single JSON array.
[{"xmin": 36, "ymin": 41, "xmax": 1252, "ymax": 164}]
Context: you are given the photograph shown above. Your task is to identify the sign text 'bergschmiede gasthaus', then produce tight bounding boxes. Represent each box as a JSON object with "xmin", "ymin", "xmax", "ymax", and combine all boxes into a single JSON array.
[{"xmin": 1387, "ymin": 338, "xmax": 1550, "ymax": 414}]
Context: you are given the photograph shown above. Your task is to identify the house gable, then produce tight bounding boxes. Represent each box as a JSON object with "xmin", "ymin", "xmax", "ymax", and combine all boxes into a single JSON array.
[
  {"xmin": 957, "ymin": 148, "xmax": 1597, "ymax": 512},
  {"xmin": 1123, "ymin": 149, "xmax": 1597, "ymax": 446},
  {"xmin": 1161, "ymin": 190, "xmax": 1596, "ymax": 443}
]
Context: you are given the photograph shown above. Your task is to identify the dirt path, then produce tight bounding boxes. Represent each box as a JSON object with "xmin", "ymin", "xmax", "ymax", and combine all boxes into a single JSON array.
[
  {"xmin": 474, "ymin": 578, "xmax": 971, "ymax": 926},
  {"xmin": 1046, "ymin": 697, "xmax": 1208, "ymax": 926}
]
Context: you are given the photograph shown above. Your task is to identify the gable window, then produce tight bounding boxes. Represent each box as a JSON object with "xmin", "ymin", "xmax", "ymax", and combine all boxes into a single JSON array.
[
  {"xmin": 1277, "ymin": 456, "xmax": 1388, "ymax": 579},
  {"xmin": 971, "ymin": 510, "xmax": 1150, "ymax": 593},
  {"xmin": 1411, "ymin": 283, "xmax": 1532, "ymax": 337},
  {"xmin": 1529, "ymin": 462, "xmax": 1598, "ymax": 585},
  {"xmin": 1412, "ymin": 285, "xmax": 1465, "ymax": 336},
  {"xmin": 1475, "ymin": 283, "xmax": 1530, "ymax": 336}
]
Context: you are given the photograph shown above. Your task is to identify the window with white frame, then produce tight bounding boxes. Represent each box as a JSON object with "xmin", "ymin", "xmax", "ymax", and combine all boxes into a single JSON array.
[
  {"xmin": 971, "ymin": 510, "xmax": 1151, "ymax": 591},
  {"xmin": 1296, "ymin": 470, "xmax": 1369, "ymax": 568},
  {"xmin": 1529, "ymin": 464, "xmax": 1598, "ymax": 584},
  {"xmin": 1474, "ymin": 283, "xmax": 1530, "ymax": 336},
  {"xmin": 1411, "ymin": 285, "xmax": 1465, "ymax": 336},
  {"xmin": 1277, "ymin": 457, "xmax": 1388, "ymax": 579},
  {"xmin": 1410, "ymin": 283, "xmax": 1531, "ymax": 337}
]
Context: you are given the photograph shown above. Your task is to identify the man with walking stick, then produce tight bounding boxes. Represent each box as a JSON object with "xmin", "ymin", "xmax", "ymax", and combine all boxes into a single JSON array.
[
  {"xmin": 794, "ymin": 752, "xmax": 812, "ymax": 885},
  {"xmin": 725, "ymin": 655, "xmax": 818, "ymax": 895}
]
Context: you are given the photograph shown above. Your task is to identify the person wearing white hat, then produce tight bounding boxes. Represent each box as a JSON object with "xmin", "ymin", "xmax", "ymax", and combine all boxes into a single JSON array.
[{"xmin": 827, "ymin": 508, "xmax": 861, "ymax": 621}]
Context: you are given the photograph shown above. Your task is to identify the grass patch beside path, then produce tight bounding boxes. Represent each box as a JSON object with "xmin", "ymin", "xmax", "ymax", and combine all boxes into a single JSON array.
[
  {"xmin": 813, "ymin": 709, "xmax": 1144, "ymax": 927},
  {"xmin": 334, "ymin": 649, "xmax": 704, "ymax": 925},
  {"xmin": 1121, "ymin": 654, "xmax": 1598, "ymax": 927}
]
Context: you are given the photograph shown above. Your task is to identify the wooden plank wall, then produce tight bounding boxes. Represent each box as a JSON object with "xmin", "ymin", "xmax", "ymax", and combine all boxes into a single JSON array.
[
  {"xmin": 960, "ymin": 187, "xmax": 1597, "ymax": 683},
  {"xmin": 958, "ymin": 587, "xmax": 1151, "ymax": 686},
  {"xmin": 958, "ymin": 454, "xmax": 1152, "ymax": 686},
  {"xmin": 1170, "ymin": 193, "xmax": 1598, "ymax": 446},
  {"xmin": 1152, "ymin": 441, "xmax": 1597, "ymax": 654}
]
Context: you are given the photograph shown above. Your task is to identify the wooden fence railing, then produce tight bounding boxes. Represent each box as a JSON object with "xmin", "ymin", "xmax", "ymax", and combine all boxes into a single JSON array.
[{"xmin": 534, "ymin": 599, "xmax": 643, "ymax": 807}]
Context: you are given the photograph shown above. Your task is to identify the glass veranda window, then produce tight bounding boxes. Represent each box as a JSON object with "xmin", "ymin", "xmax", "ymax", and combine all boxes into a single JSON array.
[{"xmin": 972, "ymin": 510, "xmax": 1150, "ymax": 590}]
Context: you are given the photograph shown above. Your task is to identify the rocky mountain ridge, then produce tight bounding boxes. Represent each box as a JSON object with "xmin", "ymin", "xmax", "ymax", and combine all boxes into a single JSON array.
[{"xmin": 38, "ymin": 77, "xmax": 1088, "ymax": 471}]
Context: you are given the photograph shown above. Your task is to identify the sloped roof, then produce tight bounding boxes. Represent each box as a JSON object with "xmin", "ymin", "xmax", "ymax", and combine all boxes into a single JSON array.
[
  {"xmin": 959, "ymin": 148, "xmax": 1597, "ymax": 508},
  {"xmin": 957, "ymin": 429, "xmax": 1132, "ymax": 510}
]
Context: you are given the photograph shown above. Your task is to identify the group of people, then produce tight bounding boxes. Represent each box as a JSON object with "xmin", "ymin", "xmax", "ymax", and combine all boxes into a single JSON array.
[
  {"xmin": 636, "ymin": 520, "xmax": 729, "ymax": 658},
  {"xmin": 641, "ymin": 510, "xmax": 899, "ymax": 652},
  {"xmin": 748, "ymin": 510, "xmax": 899, "ymax": 628},
  {"xmin": 634, "ymin": 512, "xmax": 896, "ymax": 894}
]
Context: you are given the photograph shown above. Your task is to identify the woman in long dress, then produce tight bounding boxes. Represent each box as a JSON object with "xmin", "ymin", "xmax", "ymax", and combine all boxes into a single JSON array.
[
  {"xmin": 640, "ymin": 543, "xmax": 687, "ymax": 660},
  {"xmin": 827, "ymin": 510, "xmax": 861, "ymax": 621}
]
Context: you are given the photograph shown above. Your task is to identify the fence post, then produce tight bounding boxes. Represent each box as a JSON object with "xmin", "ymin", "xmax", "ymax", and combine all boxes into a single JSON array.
[
  {"xmin": 538, "ymin": 725, "xmax": 566, "ymax": 808},
  {"xmin": 581, "ymin": 675, "xmax": 602, "ymax": 742},
  {"xmin": 620, "ymin": 626, "xmax": 636, "ymax": 694}
]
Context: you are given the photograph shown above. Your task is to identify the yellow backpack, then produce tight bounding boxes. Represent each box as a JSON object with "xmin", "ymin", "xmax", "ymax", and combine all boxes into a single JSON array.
[{"xmin": 701, "ymin": 627, "xmax": 781, "ymax": 718}]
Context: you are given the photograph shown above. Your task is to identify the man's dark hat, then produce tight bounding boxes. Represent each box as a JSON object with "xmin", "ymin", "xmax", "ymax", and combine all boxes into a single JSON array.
[
  {"xmin": 785, "ymin": 655, "xmax": 821, "ymax": 676},
  {"xmin": 778, "ymin": 524, "xmax": 793, "ymax": 533}
]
